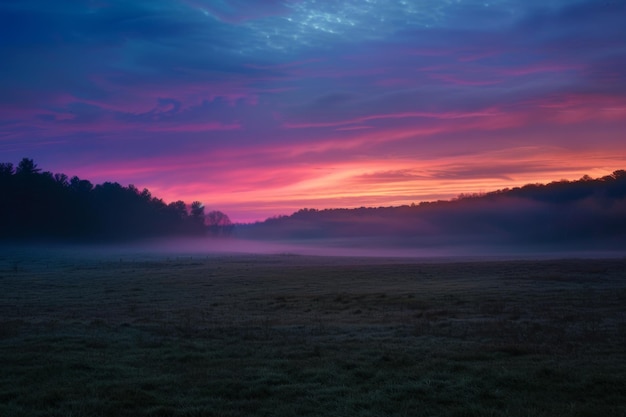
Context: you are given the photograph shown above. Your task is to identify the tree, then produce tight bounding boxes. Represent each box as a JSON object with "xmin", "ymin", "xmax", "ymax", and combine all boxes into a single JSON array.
[
  {"xmin": 140, "ymin": 188, "xmax": 152, "ymax": 201},
  {"xmin": 189, "ymin": 201, "xmax": 206, "ymax": 231},
  {"xmin": 191, "ymin": 201, "xmax": 205, "ymax": 219},
  {"xmin": 183, "ymin": 201, "xmax": 205, "ymax": 234},
  {"xmin": 69, "ymin": 176, "xmax": 93, "ymax": 194},
  {"xmin": 206, "ymin": 210, "xmax": 233, "ymax": 235},
  {"xmin": 168, "ymin": 200, "xmax": 188, "ymax": 219},
  {"xmin": 15, "ymin": 158, "xmax": 41, "ymax": 175},
  {"xmin": 206, "ymin": 210, "xmax": 232, "ymax": 227},
  {"xmin": 612, "ymin": 170, "xmax": 626, "ymax": 180},
  {"xmin": 0, "ymin": 163, "xmax": 14, "ymax": 177},
  {"xmin": 54, "ymin": 173, "xmax": 69, "ymax": 187}
]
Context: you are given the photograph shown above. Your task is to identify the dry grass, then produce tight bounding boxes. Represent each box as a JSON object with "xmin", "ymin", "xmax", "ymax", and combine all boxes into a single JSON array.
[{"xmin": 0, "ymin": 249, "xmax": 625, "ymax": 416}]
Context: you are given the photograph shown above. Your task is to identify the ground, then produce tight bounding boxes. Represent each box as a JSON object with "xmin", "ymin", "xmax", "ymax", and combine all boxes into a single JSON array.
[{"xmin": 1, "ymin": 249, "xmax": 625, "ymax": 416}]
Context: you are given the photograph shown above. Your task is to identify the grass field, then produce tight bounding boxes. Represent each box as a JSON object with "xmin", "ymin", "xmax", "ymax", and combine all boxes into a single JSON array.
[{"xmin": 1, "ymin": 248, "xmax": 625, "ymax": 416}]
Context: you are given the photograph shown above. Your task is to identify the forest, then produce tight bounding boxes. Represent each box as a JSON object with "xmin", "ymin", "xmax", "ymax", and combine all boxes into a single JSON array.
[
  {"xmin": 238, "ymin": 170, "xmax": 626, "ymax": 248},
  {"xmin": 2, "ymin": 157, "xmax": 625, "ymax": 247},
  {"xmin": 0, "ymin": 158, "xmax": 231, "ymax": 241}
]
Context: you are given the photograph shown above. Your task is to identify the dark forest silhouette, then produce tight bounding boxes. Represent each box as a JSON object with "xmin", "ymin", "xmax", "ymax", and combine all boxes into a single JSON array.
[
  {"xmin": 238, "ymin": 170, "xmax": 626, "ymax": 249},
  {"xmin": 2, "ymin": 157, "xmax": 625, "ymax": 248},
  {"xmin": 0, "ymin": 158, "xmax": 232, "ymax": 241}
]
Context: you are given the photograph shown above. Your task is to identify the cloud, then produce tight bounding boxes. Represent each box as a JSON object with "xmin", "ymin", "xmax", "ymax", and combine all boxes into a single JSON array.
[{"xmin": 185, "ymin": 0, "xmax": 296, "ymax": 23}]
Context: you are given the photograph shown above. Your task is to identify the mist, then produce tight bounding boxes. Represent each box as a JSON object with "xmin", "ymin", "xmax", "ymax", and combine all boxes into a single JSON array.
[
  {"xmin": 2, "ymin": 170, "xmax": 625, "ymax": 262},
  {"xmin": 4, "ymin": 234, "xmax": 624, "ymax": 268},
  {"xmin": 224, "ymin": 174, "xmax": 626, "ymax": 260}
]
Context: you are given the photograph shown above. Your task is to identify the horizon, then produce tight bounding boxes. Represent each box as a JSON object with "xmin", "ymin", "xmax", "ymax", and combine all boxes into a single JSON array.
[
  {"xmin": 2, "ymin": 1, "xmax": 626, "ymax": 223},
  {"xmin": 4, "ymin": 157, "xmax": 623, "ymax": 226}
]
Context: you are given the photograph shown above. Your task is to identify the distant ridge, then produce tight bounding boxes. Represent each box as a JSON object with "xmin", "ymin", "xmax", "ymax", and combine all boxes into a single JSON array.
[{"xmin": 237, "ymin": 170, "xmax": 626, "ymax": 249}]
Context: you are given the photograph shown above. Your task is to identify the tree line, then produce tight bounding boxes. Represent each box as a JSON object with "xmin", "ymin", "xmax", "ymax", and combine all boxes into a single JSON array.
[
  {"xmin": 238, "ymin": 170, "xmax": 626, "ymax": 247},
  {"xmin": 0, "ymin": 158, "xmax": 232, "ymax": 241}
]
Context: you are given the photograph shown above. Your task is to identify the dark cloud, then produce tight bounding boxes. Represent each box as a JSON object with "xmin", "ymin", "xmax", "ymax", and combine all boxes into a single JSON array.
[
  {"xmin": 0, "ymin": 2, "xmax": 204, "ymax": 48},
  {"xmin": 520, "ymin": 0, "xmax": 626, "ymax": 30}
]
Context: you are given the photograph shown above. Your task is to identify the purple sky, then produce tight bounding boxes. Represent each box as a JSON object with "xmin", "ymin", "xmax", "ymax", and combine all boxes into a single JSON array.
[{"xmin": 1, "ymin": 0, "xmax": 625, "ymax": 222}]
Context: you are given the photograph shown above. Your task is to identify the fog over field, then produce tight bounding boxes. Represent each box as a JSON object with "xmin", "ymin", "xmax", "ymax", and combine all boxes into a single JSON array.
[
  {"xmin": 139, "ymin": 237, "xmax": 625, "ymax": 260},
  {"xmin": 4, "ymin": 236, "xmax": 625, "ymax": 265}
]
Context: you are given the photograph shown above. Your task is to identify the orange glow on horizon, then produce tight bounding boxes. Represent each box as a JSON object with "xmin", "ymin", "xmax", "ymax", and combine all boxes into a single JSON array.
[{"xmin": 139, "ymin": 149, "xmax": 625, "ymax": 223}]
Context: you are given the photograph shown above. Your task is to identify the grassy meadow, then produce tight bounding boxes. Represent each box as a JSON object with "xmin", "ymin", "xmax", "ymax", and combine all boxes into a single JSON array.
[{"xmin": 1, "ymin": 248, "xmax": 625, "ymax": 416}]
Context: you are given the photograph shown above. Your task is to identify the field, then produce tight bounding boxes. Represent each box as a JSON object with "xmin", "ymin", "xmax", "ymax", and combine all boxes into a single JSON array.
[{"xmin": 1, "ymin": 247, "xmax": 625, "ymax": 416}]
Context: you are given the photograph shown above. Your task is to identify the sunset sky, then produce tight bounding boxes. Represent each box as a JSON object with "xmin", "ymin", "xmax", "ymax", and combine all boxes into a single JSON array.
[{"xmin": 1, "ymin": 0, "xmax": 625, "ymax": 222}]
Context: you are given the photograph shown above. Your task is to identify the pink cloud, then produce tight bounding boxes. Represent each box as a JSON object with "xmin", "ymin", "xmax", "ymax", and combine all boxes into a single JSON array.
[
  {"xmin": 52, "ymin": 118, "xmax": 626, "ymax": 224},
  {"xmin": 499, "ymin": 63, "xmax": 581, "ymax": 76},
  {"xmin": 141, "ymin": 122, "xmax": 241, "ymax": 132},
  {"xmin": 78, "ymin": 72, "xmax": 265, "ymax": 116},
  {"xmin": 335, "ymin": 125, "xmax": 374, "ymax": 131},
  {"xmin": 521, "ymin": 94, "xmax": 626, "ymax": 125},
  {"xmin": 283, "ymin": 109, "xmax": 500, "ymax": 129}
]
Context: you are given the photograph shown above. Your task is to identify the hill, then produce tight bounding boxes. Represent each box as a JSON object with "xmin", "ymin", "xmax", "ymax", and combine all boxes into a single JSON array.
[{"xmin": 237, "ymin": 170, "xmax": 626, "ymax": 250}]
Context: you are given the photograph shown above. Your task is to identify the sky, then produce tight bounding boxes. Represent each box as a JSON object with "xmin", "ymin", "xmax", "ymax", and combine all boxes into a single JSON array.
[{"xmin": 1, "ymin": 0, "xmax": 625, "ymax": 223}]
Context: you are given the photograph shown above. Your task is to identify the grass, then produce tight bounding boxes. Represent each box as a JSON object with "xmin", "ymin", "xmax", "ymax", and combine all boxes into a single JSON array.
[{"xmin": 0, "ymin": 249, "xmax": 625, "ymax": 416}]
